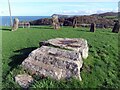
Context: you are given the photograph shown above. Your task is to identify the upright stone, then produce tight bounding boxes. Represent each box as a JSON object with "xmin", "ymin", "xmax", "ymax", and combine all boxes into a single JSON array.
[
  {"xmin": 59, "ymin": 18, "xmax": 65, "ymax": 27},
  {"xmin": 12, "ymin": 18, "xmax": 19, "ymax": 31},
  {"xmin": 52, "ymin": 14, "xmax": 60, "ymax": 30},
  {"xmin": 73, "ymin": 17, "xmax": 78, "ymax": 28},
  {"xmin": 90, "ymin": 23, "xmax": 96, "ymax": 32},
  {"xmin": 112, "ymin": 21, "xmax": 120, "ymax": 33}
]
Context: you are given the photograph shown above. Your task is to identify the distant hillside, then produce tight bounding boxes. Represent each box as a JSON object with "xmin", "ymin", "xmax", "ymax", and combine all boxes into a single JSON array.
[
  {"xmin": 91, "ymin": 12, "xmax": 117, "ymax": 17},
  {"xmin": 55, "ymin": 12, "xmax": 118, "ymax": 18},
  {"xmin": 91, "ymin": 12, "xmax": 118, "ymax": 20},
  {"xmin": 30, "ymin": 12, "xmax": 117, "ymax": 28}
]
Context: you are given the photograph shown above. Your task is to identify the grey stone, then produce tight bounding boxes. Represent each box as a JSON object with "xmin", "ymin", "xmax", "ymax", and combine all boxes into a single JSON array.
[
  {"xmin": 12, "ymin": 18, "xmax": 19, "ymax": 31},
  {"xmin": 15, "ymin": 74, "xmax": 33, "ymax": 88},
  {"xmin": 90, "ymin": 23, "xmax": 96, "ymax": 32},
  {"xmin": 40, "ymin": 38, "xmax": 89, "ymax": 59},
  {"xmin": 73, "ymin": 17, "xmax": 78, "ymax": 28},
  {"xmin": 22, "ymin": 38, "xmax": 89, "ymax": 81},
  {"xmin": 52, "ymin": 14, "xmax": 60, "ymax": 30},
  {"xmin": 19, "ymin": 22, "xmax": 30, "ymax": 28},
  {"xmin": 112, "ymin": 21, "xmax": 120, "ymax": 33},
  {"xmin": 22, "ymin": 46, "xmax": 83, "ymax": 81}
]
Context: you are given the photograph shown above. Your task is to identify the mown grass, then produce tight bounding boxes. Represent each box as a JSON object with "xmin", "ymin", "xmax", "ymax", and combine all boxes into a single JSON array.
[
  {"xmin": 104, "ymin": 16, "xmax": 117, "ymax": 20},
  {"xmin": 1, "ymin": 26, "xmax": 120, "ymax": 89}
]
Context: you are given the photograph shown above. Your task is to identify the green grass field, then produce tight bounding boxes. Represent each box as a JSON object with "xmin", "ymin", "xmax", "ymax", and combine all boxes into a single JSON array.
[
  {"xmin": 1, "ymin": 26, "xmax": 120, "ymax": 89},
  {"xmin": 104, "ymin": 16, "xmax": 117, "ymax": 20}
]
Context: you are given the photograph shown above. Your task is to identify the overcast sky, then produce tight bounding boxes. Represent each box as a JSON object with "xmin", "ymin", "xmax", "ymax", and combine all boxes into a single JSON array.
[{"xmin": 0, "ymin": 0, "xmax": 119, "ymax": 16}]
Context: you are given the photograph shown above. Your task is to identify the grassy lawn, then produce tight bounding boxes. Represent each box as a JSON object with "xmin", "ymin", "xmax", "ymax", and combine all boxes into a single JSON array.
[
  {"xmin": 104, "ymin": 16, "xmax": 117, "ymax": 20},
  {"xmin": 1, "ymin": 26, "xmax": 120, "ymax": 89}
]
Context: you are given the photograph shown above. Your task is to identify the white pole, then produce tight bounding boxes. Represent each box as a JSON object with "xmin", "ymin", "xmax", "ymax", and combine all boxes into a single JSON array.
[{"xmin": 8, "ymin": 0, "xmax": 13, "ymax": 27}]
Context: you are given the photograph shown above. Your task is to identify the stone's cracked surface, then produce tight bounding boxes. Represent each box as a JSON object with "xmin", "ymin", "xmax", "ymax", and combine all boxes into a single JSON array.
[
  {"xmin": 15, "ymin": 74, "xmax": 33, "ymax": 88},
  {"xmin": 21, "ymin": 38, "xmax": 88, "ymax": 82},
  {"xmin": 30, "ymin": 46, "xmax": 81, "ymax": 61},
  {"xmin": 22, "ymin": 46, "xmax": 83, "ymax": 81},
  {"xmin": 40, "ymin": 38, "xmax": 89, "ymax": 59}
]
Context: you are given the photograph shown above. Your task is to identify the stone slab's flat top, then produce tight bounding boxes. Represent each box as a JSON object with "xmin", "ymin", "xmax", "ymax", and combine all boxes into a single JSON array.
[
  {"xmin": 30, "ymin": 46, "xmax": 81, "ymax": 61},
  {"xmin": 44, "ymin": 38, "xmax": 88, "ymax": 51},
  {"xmin": 40, "ymin": 38, "xmax": 89, "ymax": 59}
]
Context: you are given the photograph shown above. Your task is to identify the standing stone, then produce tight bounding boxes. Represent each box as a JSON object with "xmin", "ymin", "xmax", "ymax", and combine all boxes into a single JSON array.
[
  {"xmin": 24, "ymin": 22, "xmax": 31, "ymax": 28},
  {"xmin": 59, "ymin": 18, "xmax": 65, "ymax": 27},
  {"xmin": 19, "ymin": 22, "xmax": 24, "ymax": 28},
  {"xmin": 52, "ymin": 14, "xmax": 60, "ymax": 30},
  {"xmin": 112, "ymin": 21, "xmax": 120, "ymax": 33},
  {"xmin": 73, "ymin": 17, "xmax": 78, "ymax": 28},
  {"xmin": 27, "ymin": 22, "xmax": 30, "ymax": 28},
  {"xmin": 90, "ymin": 23, "xmax": 96, "ymax": 32},
  {"xmin": 12, "ymin": 18, "xmax": 19, "ymax": 31}
]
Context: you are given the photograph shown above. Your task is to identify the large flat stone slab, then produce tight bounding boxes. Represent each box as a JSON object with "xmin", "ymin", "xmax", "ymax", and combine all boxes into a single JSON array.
[
  {"xmin": 22, "ymin": 46, "xmax": 83, "ymax": 80},
  {"xmin": 39, "ymin": 38, "xmax": 89, "ymax": 59},
  {"xmin": 21, "ymin": 38, "xmax": 89, "ymax": 82}
]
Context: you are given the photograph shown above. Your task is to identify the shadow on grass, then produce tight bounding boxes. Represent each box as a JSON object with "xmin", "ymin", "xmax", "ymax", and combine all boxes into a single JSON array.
[
  {"xmin": 0, "ymin": 28, "xmax": 11, "ymax": 31},
  {"xmin": 9, "ymin": 47, "xmax": 37, "ymax": 70},
  {"xmin": 31, "ymin": 26, "xmax": 53, "ymax": 30},
  {"xmin": 75, "ymin": 29, "xmax": 90, "ymax": 32},
  {"xmin": 75, "ymin": 28, "xmax": 114, "ymax": 34}
]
